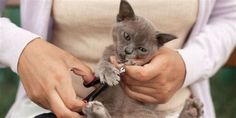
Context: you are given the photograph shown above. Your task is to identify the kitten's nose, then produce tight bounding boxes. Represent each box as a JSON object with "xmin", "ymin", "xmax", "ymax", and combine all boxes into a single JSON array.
[{"xmin": 125, "ymin": 47, "xmax": 133, "ymax": 55}]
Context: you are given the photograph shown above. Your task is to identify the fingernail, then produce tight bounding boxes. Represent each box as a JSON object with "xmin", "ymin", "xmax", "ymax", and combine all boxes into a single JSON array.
[
  {"xmin": 110, "ymin": 56, "xmax": 115, "ymax": 63},
  {"xmin": 71, "ymin": 68, "xmax": 81, "ymax": 74},
  {"xmin": 82, "ymin": 100, "xmax": 87, "ymax": 103},
  {"xmin": 83, "ymin": 75, "xmax": 94, "ymax": 84},
  {"xmin": 80, "ymin": 100, "xmax": 86, "ymax": 106}
]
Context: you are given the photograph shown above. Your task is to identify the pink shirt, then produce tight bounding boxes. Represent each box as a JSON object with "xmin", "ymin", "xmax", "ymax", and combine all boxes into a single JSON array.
[{"xmin": 1, "ymin": 0, "xmax": 236, "ymax": 117}]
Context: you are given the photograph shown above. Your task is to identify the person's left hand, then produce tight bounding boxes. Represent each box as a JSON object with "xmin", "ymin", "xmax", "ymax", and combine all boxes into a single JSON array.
[{"xmin": 111, "ymin": 47, "xmax": 186, "ymax": 104}]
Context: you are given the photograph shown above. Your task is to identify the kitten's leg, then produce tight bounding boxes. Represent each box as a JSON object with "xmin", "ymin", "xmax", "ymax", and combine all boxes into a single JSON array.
[
  {"xmin": 82, "ymin": 101, "xmax": 111, "ymax": 118},
  {"xmin": 96, "ymin": 45, "xmax": 121, "ymax": 86},
  {"xmin": 178, "ymin": 98, "xmax": 204, "ymax": 118},
  {"xmin": 96, "ymin": 61, "xmax": 120, "ymax": 86}
]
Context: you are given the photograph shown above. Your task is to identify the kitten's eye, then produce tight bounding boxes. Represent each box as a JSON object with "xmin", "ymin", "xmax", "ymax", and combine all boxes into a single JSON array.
[
  {"xmin": 123, "ymin": 32, "xmax": 131, "ymax": 41},
  {"xmin": 138, "ymin": 47, "xmax": 147, "ymax": 52}
]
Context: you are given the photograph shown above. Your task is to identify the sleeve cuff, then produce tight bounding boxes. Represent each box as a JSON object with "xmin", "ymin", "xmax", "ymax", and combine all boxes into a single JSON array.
[
  {"xmin": 0, "ymin": 18, "xmax": 40, "ymax": 73},
  {"xmin": 177, "ymin": 45, "xmax": 211, "ymax": 88}
]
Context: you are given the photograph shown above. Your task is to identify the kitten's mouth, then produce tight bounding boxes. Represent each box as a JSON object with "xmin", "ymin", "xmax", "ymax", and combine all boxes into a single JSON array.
[
  {"xmin": 120, "ymin": 58, "xmax": 147, "ymax": 66},
  {"xmin": 124, "ymin": 55, "xmax": 153, "ymax": 66},
  {"xmin": 118, "ymin": 59, "xmax": 128, "ymax": 63},
  {"xmin": 117, "ymin": 53, "xmax": 151, "ymax": 65}
]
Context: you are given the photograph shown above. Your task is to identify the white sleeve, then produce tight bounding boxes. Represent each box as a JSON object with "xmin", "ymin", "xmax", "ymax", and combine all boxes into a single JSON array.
[
  {"xmin": 178, "ymin": 0, "xmax": 236, "ymax": 87},
  {"xmin": 0, "ymin": 18, "xmax": 40, "ymax": 73}
]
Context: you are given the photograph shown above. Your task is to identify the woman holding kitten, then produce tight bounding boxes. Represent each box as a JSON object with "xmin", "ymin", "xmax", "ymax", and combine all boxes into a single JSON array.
[{"xmin": 0, "ymin": 0, "xmax": 236, "ymax": 118}]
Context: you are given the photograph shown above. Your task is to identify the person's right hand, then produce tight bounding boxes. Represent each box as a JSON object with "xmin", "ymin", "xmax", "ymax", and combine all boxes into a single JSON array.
[{"xmin": 18, "ymin": 38, "xmax": 94, "ymax": 118}]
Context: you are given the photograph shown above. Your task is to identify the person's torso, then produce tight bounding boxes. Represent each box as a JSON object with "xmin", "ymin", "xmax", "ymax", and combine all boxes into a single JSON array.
[
  {"xmin": 51, "ymin": 0, "xmax": 198, "ymax": 113},
  {"xmin": 51, "ymin": 0, "xmax": 198, "ymax": 67}
]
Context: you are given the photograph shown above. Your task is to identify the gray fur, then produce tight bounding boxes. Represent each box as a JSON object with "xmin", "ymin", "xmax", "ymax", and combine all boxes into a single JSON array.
[
  {"xmin": 82, "ymin": 0, "xmax": 203, "ymax": 118},
  {"xmin": 83, "ymin": 101, "xmax": 111, "ymax": 118},
  {"xmin": 179, "ymin": 98, "xmax": 204, "ymax": 118},
  {"xmin": 96, "ymin": 0, "xmax": 176, "ymax": 86}
]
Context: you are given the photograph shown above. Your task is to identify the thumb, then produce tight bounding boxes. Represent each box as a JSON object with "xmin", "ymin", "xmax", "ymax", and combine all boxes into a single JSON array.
[
  {"xmin": 110, "ymin": 56, "xmax": 121, "ymax": 68},
  {"xmin": 68, "ymin": 58, "xmax": 94, "ymax": 83},
  {"xmin": 71, "ymin": 68, "xmax": 94, "ymax": 83}
]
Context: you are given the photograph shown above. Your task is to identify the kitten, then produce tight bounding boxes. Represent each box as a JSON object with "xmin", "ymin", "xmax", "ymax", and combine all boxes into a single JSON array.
[
  {"xmin": 82, "ymin": 0, "xmax": 203, "ymax": 118},
  {"xmin": 95, "ymin": 0, "xmax": 177, "ymax": 86}
]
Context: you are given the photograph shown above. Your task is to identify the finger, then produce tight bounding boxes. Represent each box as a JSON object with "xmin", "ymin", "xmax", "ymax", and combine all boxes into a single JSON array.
[
  {"xmin": 121, "ymin": 76, "xmax": 142, "ymax": 86},
  {"xmin": 124, "ymin": 65, "xmax": 152, "ymax": 81},
  {"xmin": 33, "ymin": 94, "xmax": 50, "ymax": 110},
  {"xmin": 55, "ymin": 71, "xmax": 85, "ymax": 112},
  {"xmin": 71, "ymin": 68, "xmax": 94, "ymax": 84},
  {"xmin": 68, "ymin": 57, "xmax": 94, "ymax": 83},
  {"xmin": 128, "ymin": 85, "xmax": 158, "ymax": 96},
  {"xmin": 110, "ymin": 56, "xmax": 123, "ymax": 69},
  {"xmin": 22, "ymin": 77, "xmax": 50, "ymax": 110},
  {"xmin": 125, "ymin": 54, "xmax": 167, "ymax": 81},
  {"xmin": 125, "ymin": 60, "xmax": 162, "ymax": 81},
  {"xmin": 111, "ymin": 55, "xmax": 161, "ymax": 81},
  {"xmin": 22, "ymin": 77, "xmax": 50, "ymax": 109},
  {"xmin": 110, "ymin": 56, "xmax": 119, "ymax": 67},
  {"xmin": 120, "ymin": 82, "xmax": 158, "ymax": 103},
  {"xmin": 121, "ymin": 75, "xmax": 156, "ymax": 87},
  {"xmin": 121, "ymin": 78, "xmax": 162, "ymax": 99},
  {"xmin": 141, "ymin": 55, "xmax": 166, "ymax": 78},
  {"xmin": 48, "ymin": 90, "xmax": 81, "ymax": 118}
]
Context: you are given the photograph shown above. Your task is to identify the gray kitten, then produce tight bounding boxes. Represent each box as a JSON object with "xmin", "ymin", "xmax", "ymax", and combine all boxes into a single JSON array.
[{"xmin": 82, "ymin": 0, "xmax": 203, "ymax": 118}]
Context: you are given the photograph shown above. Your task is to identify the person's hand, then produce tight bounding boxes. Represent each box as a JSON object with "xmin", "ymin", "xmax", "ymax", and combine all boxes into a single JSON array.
[
  {"xmin": 111, "ymin": 47, "xmax": 186, "ymax": 104},
  {"xmin": 18, "ymin": 38, "xmax": 94, "ymax": 118}
]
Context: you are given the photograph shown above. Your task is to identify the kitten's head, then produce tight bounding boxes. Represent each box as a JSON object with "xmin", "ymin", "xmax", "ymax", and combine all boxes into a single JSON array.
[{"xmin": 112, "ymin": 0, "xmax": 177, "ymax": 65}]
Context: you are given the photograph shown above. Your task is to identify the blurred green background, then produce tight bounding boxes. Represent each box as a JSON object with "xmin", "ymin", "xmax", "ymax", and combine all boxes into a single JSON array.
[
  {"xmin": 0, "ymin": 6, "xmax": 20, "ymax": 118},
  {"xmin": 1, "ymin": 6, "xmax": 236, "ymax": 118}
]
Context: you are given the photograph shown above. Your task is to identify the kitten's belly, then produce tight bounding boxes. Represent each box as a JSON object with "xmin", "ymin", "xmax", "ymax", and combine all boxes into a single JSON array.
[
  {"xmin": 97, "ymin": 86, "xmax": 190, "ymax": 118},
  {"xmin": 96, "ymin": 86, "xmax": 158, "ymax": 117}
]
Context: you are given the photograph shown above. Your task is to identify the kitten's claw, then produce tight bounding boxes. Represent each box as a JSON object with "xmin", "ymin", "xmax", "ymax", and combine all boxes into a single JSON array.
[
  {"xmin": 97, "ymin": 66, "xmax": 121, "ymax": 86},
  {"xmin": 119, "ymin": 64, "xmax": 126, "ymax": 73}
]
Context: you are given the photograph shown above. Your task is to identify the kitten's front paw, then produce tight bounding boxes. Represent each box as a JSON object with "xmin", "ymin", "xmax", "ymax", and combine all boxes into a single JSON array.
[{"xmin": 97, "ymin": 66, "xmax": 120, "ymax": 86}]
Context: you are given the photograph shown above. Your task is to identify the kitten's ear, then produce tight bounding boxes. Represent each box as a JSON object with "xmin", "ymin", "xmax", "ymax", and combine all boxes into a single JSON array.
[
  {"xmin": 156, "ymin": 33, "xmax": 177, "ymax": 46},
  {"xmin": 117, "ymin": 0, "xmax": 135, "ymax": 22}
]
